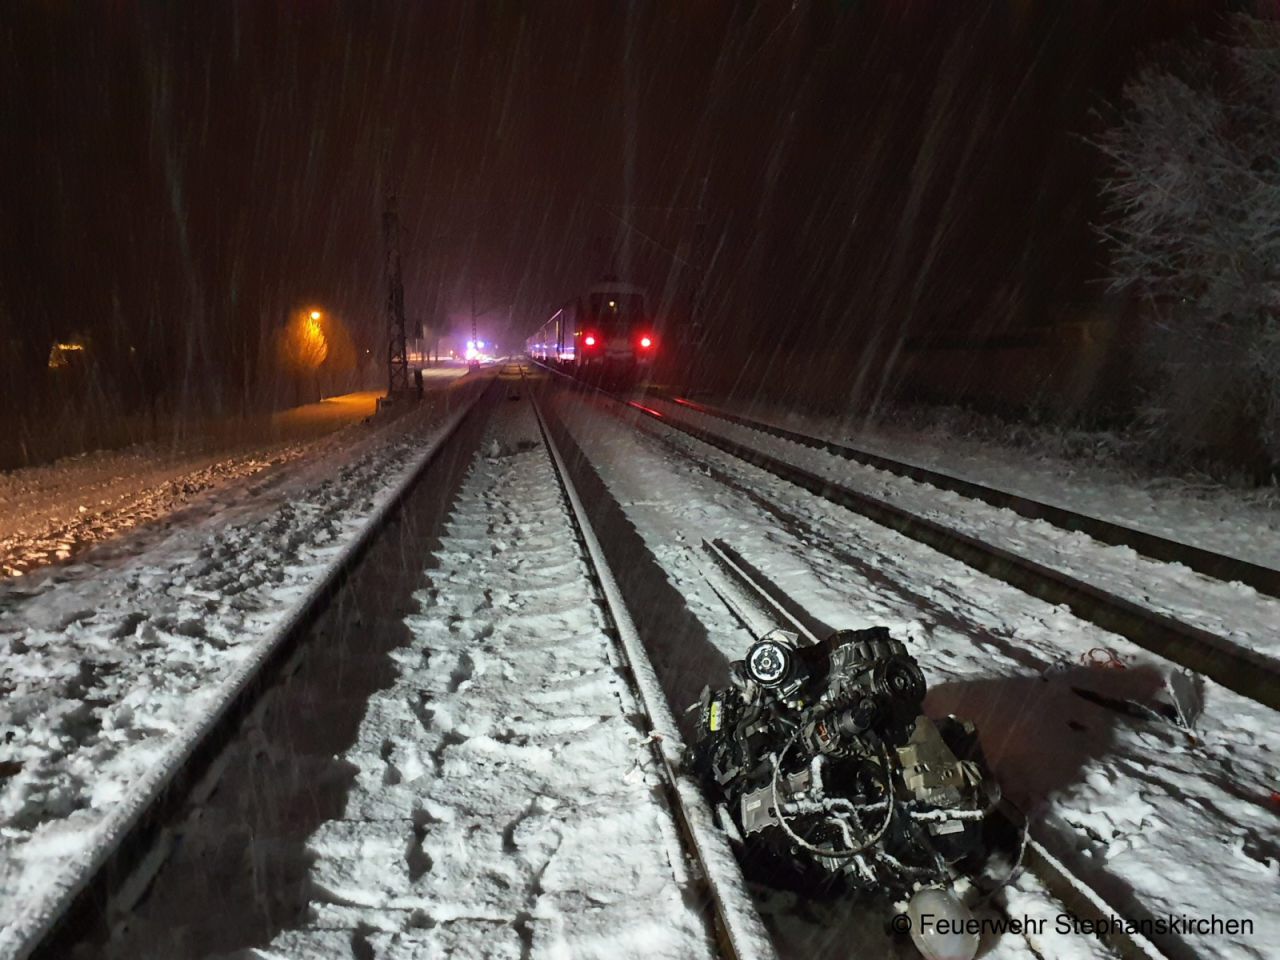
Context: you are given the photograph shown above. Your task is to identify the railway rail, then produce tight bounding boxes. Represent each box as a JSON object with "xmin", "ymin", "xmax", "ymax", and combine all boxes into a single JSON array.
[
  {"xmin": 605, "ymin": 385, "xmax": 1280, "ymax": 711},
  {"xmin": 577, "ymin": 384, "xmax": 1274, "ymax": 960},
  {"xmin": 526, "ymin": 370, "xmax": 773, "ymax": 959}
]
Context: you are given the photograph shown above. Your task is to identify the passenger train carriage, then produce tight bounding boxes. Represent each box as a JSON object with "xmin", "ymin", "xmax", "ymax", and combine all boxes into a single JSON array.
[{"xmin": 526, "ymin": 279, "xmax": 657, "ymax": 379}]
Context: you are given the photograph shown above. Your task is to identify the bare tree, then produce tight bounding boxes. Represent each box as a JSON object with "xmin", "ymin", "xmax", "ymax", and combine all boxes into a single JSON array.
[{"xmin": 1097, "ymin": 14, "xmax": 1280, "ymax": 475}]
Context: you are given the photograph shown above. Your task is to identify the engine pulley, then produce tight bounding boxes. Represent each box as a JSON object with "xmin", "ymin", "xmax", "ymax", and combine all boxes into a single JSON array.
[{"xmin": 745, "ymin": 633, "xmax": 796, "ymax": 688}]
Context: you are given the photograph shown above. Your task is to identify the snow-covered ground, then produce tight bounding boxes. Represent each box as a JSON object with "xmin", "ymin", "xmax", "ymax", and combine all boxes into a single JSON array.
[
  {"xmin": 0, "ymin": 383, "xmax": 463, "ymax": 580},
  {"xmin": 6, "ymin": 364, "xmax": 1275, "ymax": 960},
  {"xmin": 646, "ymin": 398, "xmax": 1280, "ymax": 663},
  {"xmin": 0, "ymin": 441, "xmax": 319, "ymax": 579},
  {"xmin": 706, "ymin": 398, "xmax": 1280, "ymax": 572},
  {"xmin": 549, "ymin": 386, "xmax": 1279, "ymax": 960},
  {"xmin": 0, "ymin": 378, "xmax": 486, "ymax": 960},
  {"xmin": 246, "ymin": 393, "xmax": 715, "ymax": 959}
]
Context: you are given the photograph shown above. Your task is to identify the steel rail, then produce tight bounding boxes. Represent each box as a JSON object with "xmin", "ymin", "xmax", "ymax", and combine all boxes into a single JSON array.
[
  {"xmin": 699, "ymin": 537, "xmax": 822, "ymax": 644},
  {"xmin": 525, "ymin": 369, "xmax": 776, "ymax": 960},
  {"xmin": 19, "ymin": 380, "xmax": 493, "ymax": 960},
  {"xmin": 666, "ymin": 395, "xmax": 1280, "ymax": 601}
]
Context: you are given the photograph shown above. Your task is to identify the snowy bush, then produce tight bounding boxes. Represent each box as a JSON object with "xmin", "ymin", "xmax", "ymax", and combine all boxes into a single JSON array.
[{"xmin": 1097, "ymin": 14, "xmax": 1280, "ymax": 477}]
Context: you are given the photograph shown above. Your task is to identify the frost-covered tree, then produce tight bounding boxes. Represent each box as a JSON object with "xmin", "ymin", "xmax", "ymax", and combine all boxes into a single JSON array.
[{"xmin": 1097, "ymin": 14, "xmax": 1280, "ymax": 474}]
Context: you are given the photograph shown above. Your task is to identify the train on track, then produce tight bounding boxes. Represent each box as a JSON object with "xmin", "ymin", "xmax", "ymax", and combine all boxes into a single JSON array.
[{"xmin": 526, "ymin": 278, "xmax": 658, "ymax": 381}]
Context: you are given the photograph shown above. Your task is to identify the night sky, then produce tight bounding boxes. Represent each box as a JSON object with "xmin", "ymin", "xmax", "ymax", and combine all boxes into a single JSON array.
[{"xmin": 0, "ymin": 1, "xmax": 1231, "ymax": 403}]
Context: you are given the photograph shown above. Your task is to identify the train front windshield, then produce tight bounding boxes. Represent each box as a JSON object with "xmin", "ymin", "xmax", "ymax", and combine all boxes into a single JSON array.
[{"xmin": 586, "ymin": 293, "xmax": 645, "ymax": 332}]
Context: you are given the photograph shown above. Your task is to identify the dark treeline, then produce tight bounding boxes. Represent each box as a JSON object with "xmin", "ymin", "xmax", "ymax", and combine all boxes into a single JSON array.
[{"xmin": 0, "ymin": 2, "xmax": 1232, "ymax": 466}]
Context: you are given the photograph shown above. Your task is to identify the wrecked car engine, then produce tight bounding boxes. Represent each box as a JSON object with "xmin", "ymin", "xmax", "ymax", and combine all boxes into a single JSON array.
[{"xmin": 690, "ymin": 626, "xmax": 999, "ymax": 902}]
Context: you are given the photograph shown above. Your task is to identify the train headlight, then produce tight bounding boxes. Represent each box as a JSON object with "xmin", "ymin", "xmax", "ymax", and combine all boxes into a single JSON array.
[{"xmin": 745, "ymin": 636, "xmax": 794, "ymax": 688}]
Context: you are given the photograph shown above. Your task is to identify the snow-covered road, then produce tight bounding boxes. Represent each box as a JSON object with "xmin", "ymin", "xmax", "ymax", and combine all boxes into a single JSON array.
[
  {"xmin": 0, "ymin": 382, "xmax": 466, "ymax": 581},
  {"xmin": 0, "ymin": 441, "xmax": 316, "ymax": 579}
]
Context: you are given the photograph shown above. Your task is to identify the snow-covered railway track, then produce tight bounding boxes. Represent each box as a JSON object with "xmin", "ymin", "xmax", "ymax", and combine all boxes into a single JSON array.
[
  {"xmin": 6, "ymin": 382, "xmax": 494, "ymax": 960},
  {"xmin": 222, "ymin": 373, "xmax": 768, "ymax": 959},
  {"xmin": 49, "ymin": 369, "xmax": 769, "ymax": 960},
  {"xmin": 613, "ymin": 391, "xmax": 1280, "ymax": 711},
  {"xmin": 526, "ymin": 378, "xmax": 774, "ymax": 960},
  {"xmin": 536, "ymin": 372, "xmax": 1276, "ymax": 960},
  {"xmin": 532, "ymin": 383, "xmax": 1160, "ymax": 960},
  {"xmin": 660, "ymin": 396, "xmax": 1280, "ymax": 601},
  {"xmin": 193, "ymin": 373, "xmax": 759, "ymax": 958}
]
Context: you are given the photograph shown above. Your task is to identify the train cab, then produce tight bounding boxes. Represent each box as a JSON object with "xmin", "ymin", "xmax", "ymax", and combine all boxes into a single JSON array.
[
  {"xmin": 575, "ymin": 282, "xmax": 657, "ymax": 372},
  {"xmin": 526, "ymin": 280, "xmax": 657, "ymax": 381}
]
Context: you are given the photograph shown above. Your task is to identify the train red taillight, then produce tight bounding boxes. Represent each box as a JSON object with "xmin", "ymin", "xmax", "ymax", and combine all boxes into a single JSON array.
[
  {"xmin": 639, "ymin": 336, "xmax": 652, "ymax": 349},
  {"xmin": 584, "ymin": 334, "xmax": 597, "ymax": 347}
]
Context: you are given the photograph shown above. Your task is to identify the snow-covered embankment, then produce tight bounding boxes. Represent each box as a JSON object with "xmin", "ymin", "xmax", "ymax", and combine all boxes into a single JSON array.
[{"xmin": 0, "ymin": 383, "xmax": 485, "ymax": 959}]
